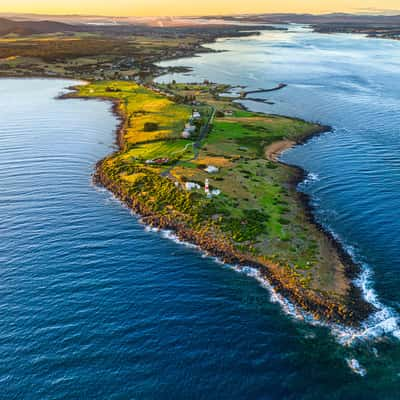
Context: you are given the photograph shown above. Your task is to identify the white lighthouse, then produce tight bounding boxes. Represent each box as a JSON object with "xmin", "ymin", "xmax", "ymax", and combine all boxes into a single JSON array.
[{"xmin": 205, "ymin": 179, "xmax": 210, "ymax": 197}]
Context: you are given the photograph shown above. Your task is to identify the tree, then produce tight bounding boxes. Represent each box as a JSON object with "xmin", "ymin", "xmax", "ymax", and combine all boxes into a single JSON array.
[{"xmin": 143, "ymin": 122, "xmax": 159, "ymax": 132}]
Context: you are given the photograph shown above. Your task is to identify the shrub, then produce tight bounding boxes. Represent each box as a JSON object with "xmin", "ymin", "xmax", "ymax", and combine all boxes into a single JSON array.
[{"xmin": 143, "ymin": 122, "xmax": 159, "ymax": 132}]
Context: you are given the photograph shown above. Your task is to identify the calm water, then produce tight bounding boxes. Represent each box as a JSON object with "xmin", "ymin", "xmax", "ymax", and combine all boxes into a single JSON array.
[
  {"xmin": 158, "ymin": 26, "xmax": 400, "ymax": 323},
  {"xmin": 1, "ymin": 26, "xmax": 400, "ymax": 398}
]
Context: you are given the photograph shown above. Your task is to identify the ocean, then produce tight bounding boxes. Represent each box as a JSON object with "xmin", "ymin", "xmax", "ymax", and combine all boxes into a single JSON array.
[{"xmin": 2, "ymin": 26, "xmax": 400, "ymax": 398}]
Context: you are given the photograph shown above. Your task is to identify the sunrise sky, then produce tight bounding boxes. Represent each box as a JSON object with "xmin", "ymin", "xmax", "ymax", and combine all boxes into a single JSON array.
[{"xmin": 1, "ymin": 0, "xmax": 399, "ymax": 16}]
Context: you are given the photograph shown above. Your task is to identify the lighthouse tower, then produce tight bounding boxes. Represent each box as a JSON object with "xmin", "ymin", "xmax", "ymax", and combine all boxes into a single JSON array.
[{"xmin": 205, "ymin": 179, "xmax": 210, "ymax": 197}]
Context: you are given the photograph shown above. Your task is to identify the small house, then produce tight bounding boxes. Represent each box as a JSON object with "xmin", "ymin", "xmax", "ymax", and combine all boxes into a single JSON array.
[
  {"xmin": 185, "ymin": 123, "xmax": 196, "ymax": 133},
  {"xmin": 185, "ymin": 182, "xmax": 201, "ymax": 191},
  {"xmin": 153, "ymin": 158, "xmax": 170, "ymax": 165},
  {"xmin": 211, "ymin": 189, "xmax": 221, "ymax": 196},
  {"xmin": 192, "ymin": 111, "xmax": 201, "ymax": 119},
  {"xmin": 181, "ymin": 130, "xmax": 191, "ymax": 139},
  {"xmin": 204, "ymin": 165, "xmax": 219, "ymax": 174}
]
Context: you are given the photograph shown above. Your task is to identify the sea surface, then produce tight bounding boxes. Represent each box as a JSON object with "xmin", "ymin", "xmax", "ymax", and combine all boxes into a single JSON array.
[{"xmin": 1, "ymin": 27, "xmax": 400, "ymax": 399}]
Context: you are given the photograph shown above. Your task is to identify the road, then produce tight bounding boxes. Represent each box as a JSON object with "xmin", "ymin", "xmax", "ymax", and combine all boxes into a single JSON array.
[
  {"xmin": 193, "ymin": 105, "xmax": 216, "ymax": 160},
  {"xmin": 161, "ymin": 105, "xmax": 216, "ymax": 177}
]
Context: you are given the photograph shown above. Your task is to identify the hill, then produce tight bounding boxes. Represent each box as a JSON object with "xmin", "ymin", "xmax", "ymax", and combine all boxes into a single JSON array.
[{"xmin": 0, "ymin": 18, "xmax": 79, "ymax": 35}]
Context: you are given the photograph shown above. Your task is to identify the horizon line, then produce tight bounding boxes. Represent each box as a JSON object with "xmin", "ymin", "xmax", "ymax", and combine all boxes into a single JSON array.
[{"xmin": 1, "ymin": 10, "xmax": 400, "ymax": 19}]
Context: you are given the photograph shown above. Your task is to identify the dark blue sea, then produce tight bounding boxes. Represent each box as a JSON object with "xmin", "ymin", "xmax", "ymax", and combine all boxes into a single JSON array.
[{"xmin": 2, "ymin": 26, "xmax": 400, "ymax": 399}]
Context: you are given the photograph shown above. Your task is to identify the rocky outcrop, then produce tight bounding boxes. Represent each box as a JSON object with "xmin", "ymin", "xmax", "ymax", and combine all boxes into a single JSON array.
[{"xmin": 94, "ymin": 161, "xmax": 374, "ymax": 327}]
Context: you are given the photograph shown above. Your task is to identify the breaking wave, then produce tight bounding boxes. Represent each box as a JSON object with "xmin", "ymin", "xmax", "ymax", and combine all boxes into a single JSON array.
[
  {"xmin": 301, "ymin": 172, "xmax": 320, "ymax": 186},
  {"xmin": 99, "ymin": 177, "xmax": 400, "ymax": 355},
  {"xmin": 140, "ymin": 220, "xmax": 400, "ymax": 347},
  {"xmin": 346, "ymin": 358, "xmax": 367, "ymax": 376}
]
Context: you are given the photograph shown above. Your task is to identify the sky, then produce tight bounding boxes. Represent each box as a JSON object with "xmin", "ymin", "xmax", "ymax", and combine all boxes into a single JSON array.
[{"xmin": 1, "ymin": 0, "xmax": 399, "ymax": 16}]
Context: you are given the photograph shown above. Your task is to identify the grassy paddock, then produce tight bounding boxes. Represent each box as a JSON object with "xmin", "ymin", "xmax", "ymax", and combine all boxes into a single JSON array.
[
  {"xmin": 78, "ymin": 81, "xmax": 349, "ymax": 300},
  {"xmin": 78, "ymin": 81, "xmax": 191, "ymax": 147}
]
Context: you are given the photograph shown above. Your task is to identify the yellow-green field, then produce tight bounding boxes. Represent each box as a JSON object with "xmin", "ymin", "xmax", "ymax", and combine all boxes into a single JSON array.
[
  {"xmin": 75, "ymin": 81, "xmax": 367, "ymax": 324},
  {"xmin": 78, "ymin": 81, "xmax": 191, "ymax": 146},
  {"xmin": 78, "ymin": 81, "xmax": 197, "ymax": 185}
]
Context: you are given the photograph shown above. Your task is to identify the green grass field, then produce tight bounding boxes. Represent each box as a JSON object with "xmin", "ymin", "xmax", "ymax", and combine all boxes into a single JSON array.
[
  {"xmin": 78, "ymin": 81, "xmax": 191, "ymax": 146},
  {"xmin": 77, "ymin": 81, "xmax": 351, "ymax": 301},
  {"xmin": 121, "ymin": 140, "xmax": 195, "ymax": 162}
]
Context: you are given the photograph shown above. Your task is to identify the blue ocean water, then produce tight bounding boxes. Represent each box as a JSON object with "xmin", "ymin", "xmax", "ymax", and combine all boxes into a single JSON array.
[
  {"xmin": 158, "ymin": 27, "xmax": 400, "ymax": 321},
  {"xmin": 2, "ymin": 26, "xmax": 400, "ymax": 398}
]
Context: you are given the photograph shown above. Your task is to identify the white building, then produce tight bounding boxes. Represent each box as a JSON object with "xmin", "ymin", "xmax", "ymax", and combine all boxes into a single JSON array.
[
  {"xmin": 204, "ymin": 165, "xmax": 219, "ymax": 174},
  {"xmin": 181, "ymin": 130, "xmax": 191, "ymax": 139},
  {"xmin": 192, "ymin": 111, "xmax": 201, "ymax": 119},
  {"xmin": 185, "ymin": 182, "xmax": 201, "ymax": 191},
  {"xmin": 185, "ymin": 123, "xmax": 196, "ymax": 133}
]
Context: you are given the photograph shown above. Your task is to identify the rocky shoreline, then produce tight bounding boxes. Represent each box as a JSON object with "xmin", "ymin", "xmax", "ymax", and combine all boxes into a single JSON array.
[
  {"xmin": 85, "ymin": 87, "xmax": 374, "ymax": 327},
  {"xmin": 93, "ymin": 156, "xmax": 373, "ymax": 326}
]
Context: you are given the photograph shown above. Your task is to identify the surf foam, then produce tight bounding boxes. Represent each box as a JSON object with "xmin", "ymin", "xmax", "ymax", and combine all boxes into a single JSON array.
[
  {"xmin": 346, "ymin": 358, "xmax": 367, "ymax": 377},
  {"xmin": 99, "ymin": 184, "xmax": 399, "ymax": 347}
]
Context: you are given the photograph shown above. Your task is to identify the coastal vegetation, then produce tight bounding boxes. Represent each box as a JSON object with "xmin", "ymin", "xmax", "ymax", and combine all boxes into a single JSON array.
[
  {"xmin": 0, "ymin": 21, "xmax": 265, "ymax": 81},
  {"xmin": 0, "ymin": 34, "xmax": 193, "ymax": 80},
  {"xmin": 75, "ymin": 80, "xmax": 373, "ymax": 325}
]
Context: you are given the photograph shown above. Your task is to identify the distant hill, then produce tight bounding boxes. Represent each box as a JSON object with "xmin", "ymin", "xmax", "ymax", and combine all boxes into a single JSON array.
[
  {"xmin": 211, "ymin": 12, "xmax": 400, "ymax": 26},
  {"xmin": 269, "ymin": 13, "xmax": 400, "ymax": 25},
  {"xmin": 0, "ymin": 18, "xmax": 79, "ymax": 35}
]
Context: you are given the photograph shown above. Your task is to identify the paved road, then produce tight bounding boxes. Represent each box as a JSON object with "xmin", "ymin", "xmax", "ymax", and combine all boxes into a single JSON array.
[
  {"xmin": 194, "ymin": 106, "xmax": 216, "ymax": 160},
  {"xmin": 161, "ymin": 105, "xmax": 216, "ymax": 177}
]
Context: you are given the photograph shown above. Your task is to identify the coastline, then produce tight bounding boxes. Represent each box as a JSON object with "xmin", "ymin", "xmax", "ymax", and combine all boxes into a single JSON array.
[
  {"xmin": 263, "ymin": 125, "xmax": 375, "ymax": 325},
  {"xmin": 283, "ymin": 155, "xmax": 374, "ymax": 326},
  {"xmin": 0, "ymin": 29, "xmax": 266, "ymax": 82},
  {"xmin": 68, "ymin": 82, "xmax": 374, "ymax": 327}
]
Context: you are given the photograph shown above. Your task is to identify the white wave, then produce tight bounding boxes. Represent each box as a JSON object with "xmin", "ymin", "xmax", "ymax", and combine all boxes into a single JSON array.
[
  {"xmin": 104, "ymin": 193, "xmax": 130, "ymax": 209},
  {"xmin": 299, "ymin": 172, "xmax": 320, "ymax": 188},
  {"xmin": 93, "ymin": 185, "xmax": 108, "ymax": 193},
  {"xmin": 137, "ymin": 207, "xmax": 400, "ymax": 346},
  {"xmin": 313, "ymin": 226, "xmax": 400, "ymax": 345},
  {"xmin": 306, "ymin": 172, "xmax": 320, "ymax": 183},
  {"xmin": 144, "ymin": 225, "xmax": 160, "ymax": 233},
  {"xmin": 160, "ymin": 229, "xmax": 198, "ymax": 249},
  {"xmin": 98, "ymin": 182, "xmax": 400, "ymax": 347},
  {"xmin": 346, "ymin": 358, "xmax": 367, "ymax": 377},
  {"xmin": 132, "ymin": 219, "xmax": 314, "ymax": 324},
  {"xmin": 304, "ymin": 332, "xmax": 317, "ymax": 340},
  {"xmin": 230, "ymin": 265, "xmax": 311, "ymax": 321},
  {"xmin": 230, "ymin": 237, "xmax": 400, "ymax": 347},
  {"xmin": 234, "ymin": 260, "xmax": 400, "ymax": 346}
]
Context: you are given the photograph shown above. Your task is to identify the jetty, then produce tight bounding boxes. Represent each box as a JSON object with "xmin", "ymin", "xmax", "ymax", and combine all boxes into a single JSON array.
[{"xmin": 241, "ymin": 83, "xmax": 287, "ymax": 98}]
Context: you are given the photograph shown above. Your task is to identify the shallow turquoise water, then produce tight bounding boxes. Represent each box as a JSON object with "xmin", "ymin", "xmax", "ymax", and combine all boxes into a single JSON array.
[{"xmin": 2, "ymin": 27, "xmax": 400, "ymax": 398}]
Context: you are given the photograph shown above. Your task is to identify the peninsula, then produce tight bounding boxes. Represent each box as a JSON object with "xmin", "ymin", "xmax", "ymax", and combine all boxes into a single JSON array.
[
  {"xmin": 69, "ymin": 80, "xmax": 373, "ymax": 326},
  {"xmin": 0, "ymin": 14, "xmax": 374, "ymax": 326}
]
